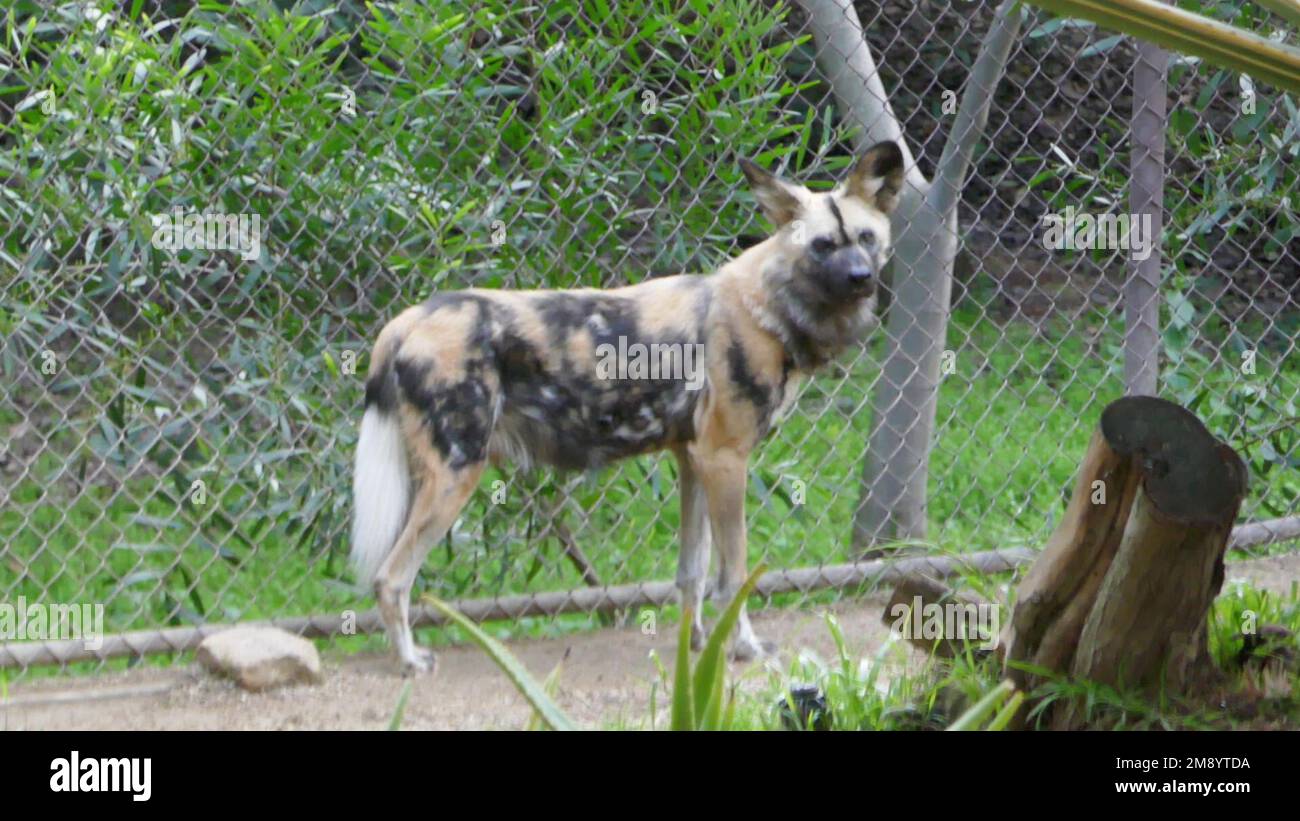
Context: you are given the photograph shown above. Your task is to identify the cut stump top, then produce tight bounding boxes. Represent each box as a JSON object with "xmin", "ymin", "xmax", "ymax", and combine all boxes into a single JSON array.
[{"xmin": 1100, "ymin": 395, "xmax": 1247, "ymax": 526}]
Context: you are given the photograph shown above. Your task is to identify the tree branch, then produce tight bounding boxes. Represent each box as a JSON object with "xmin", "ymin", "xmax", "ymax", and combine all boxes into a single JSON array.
[
  {"xmin": 800, "ymin": 0, "xmax": 927, "ymax": 190},
  {"xmin": 929, "ymin": 0, "xmax": 1023, "ymax": 217}
]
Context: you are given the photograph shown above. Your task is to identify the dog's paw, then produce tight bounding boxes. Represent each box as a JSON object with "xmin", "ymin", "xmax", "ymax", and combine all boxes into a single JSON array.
[
  {"xmin": 399, "ymin": 647, "xmax": 437, "ymax": 677},
  {"xmin": 730, "ymin": 636, "xmax": 775, "ymax": 663},
  {"xmin": 690, "ymin": 623, "xmax": 707, "ymax": 652}
]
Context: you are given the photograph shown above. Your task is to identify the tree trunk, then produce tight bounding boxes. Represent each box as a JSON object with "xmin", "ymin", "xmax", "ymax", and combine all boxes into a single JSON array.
[
  {"xmin": 799, "ymin": 0, "xmax": 924, "ymax": 175},
  {"xmin": 853, "ymin": 197, "xmax": 954, "ymax": 545},
  {"xmin": 1004, "ymin": 396, "xmax": 1247, "ymax": 729},
  {"xmin": 851, "ymin": 0, "xmax": 1024, "ymax": 549}
]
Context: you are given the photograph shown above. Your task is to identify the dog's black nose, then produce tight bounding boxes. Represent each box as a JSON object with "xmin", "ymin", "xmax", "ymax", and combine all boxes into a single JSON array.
[{"xmin": 847, "ymin": 268, "xmax": 873, "ymax": 286}]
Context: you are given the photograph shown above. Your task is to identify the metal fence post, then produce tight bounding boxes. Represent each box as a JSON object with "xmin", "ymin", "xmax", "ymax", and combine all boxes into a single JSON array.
[{"xmin": 1126, "ymin": 41, "xmax": 1168, "ymax": 397}]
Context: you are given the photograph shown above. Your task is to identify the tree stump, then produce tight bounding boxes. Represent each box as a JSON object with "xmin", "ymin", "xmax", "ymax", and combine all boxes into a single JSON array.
[{"xmin": 1003, "ymin": 396, "xmax": 1247, "ymax": 729}]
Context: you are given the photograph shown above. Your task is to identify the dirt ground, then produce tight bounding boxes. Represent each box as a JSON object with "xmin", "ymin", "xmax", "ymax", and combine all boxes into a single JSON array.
[
  {"xmin": 5, "ymin": 555, "xmax": 1299, "ymax": 731},
  {"xmin": 2, "ymin": 594, "xmax": 910, "ymax": 731}
]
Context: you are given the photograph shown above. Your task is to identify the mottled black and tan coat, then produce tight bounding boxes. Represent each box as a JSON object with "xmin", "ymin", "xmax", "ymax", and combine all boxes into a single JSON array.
[{"xmin": 352, "ymin": 142, "xmax": 905, "ymax": 673}]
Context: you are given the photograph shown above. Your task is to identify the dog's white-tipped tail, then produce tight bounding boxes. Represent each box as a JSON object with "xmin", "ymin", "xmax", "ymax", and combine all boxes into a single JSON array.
[{"xmin": 350, "ymin": 407, "xmax": 410, "ymax": 586}]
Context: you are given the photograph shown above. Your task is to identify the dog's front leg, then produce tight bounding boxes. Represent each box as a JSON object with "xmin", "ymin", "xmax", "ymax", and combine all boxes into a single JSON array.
[
  {"xmin": 673, "ymin": 448, "xmax": 711, "ymax": 651},
  {"xmin": 691, "ymin": 446, "xmax": 769, "ymax": 661}
]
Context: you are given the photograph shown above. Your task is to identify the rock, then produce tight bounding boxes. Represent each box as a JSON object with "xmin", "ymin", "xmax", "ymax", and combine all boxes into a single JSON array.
[{"xmin": 197, "ymin": 627, "xmax": 323, "ymax": 691}]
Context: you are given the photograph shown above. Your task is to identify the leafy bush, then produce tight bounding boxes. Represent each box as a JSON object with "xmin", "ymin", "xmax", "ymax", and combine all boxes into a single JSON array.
[{"xmin": 0, "ymin": 0, "xmax": 822, "ymax": 632}]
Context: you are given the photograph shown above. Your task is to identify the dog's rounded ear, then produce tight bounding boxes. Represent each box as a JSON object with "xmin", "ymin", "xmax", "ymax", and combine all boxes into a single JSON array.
[
  {"xmin": 739, "ymin": 158, "xmax": 803, "ymax": 228},
  {"xmin": 846, "ymin": 141, "xmax": 905, "ymax": 214}
]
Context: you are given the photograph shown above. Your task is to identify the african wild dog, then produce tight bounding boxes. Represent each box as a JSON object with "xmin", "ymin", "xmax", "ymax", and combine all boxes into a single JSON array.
[{"xmin": 351, "ymin": 141, "xmax": 905, "ymax": 674}]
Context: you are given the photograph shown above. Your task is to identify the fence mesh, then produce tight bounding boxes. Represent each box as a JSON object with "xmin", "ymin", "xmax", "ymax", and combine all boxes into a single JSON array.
[{"xmin": 1, "ymin": 0, "xmax": 1297, "ymax": 675}]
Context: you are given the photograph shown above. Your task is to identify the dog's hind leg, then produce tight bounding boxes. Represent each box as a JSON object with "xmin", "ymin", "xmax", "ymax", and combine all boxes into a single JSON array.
[
  {"xmin": 374, "ymin": 451, "xmax": 484, "ymax": 675},
  {"xmin": 673, "ymin": 448, "xmax": 711, "ymax": 651}
]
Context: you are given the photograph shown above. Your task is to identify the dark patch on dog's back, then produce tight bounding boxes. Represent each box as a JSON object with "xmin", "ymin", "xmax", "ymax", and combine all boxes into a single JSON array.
[
  {"xmin": 389, "ymin": 284, "xmax": 711, "ymax": 472},
  {"xmin": 388, "ymin": 294, "xmax": 498, "ymax": 469},
  {"xmin": 495, "ymin": 327, "xmax": 546, "ymax": 384},
  {"xmin": 420, "ymin": 291, "xmax": 489, "ymax": 316},
  {"xmin": 532, "ymin": 292, "xmax": 639, "ymax": 367},
  {"xmin": 364, "ymin": 366, "xmax": 399, "ymax": 412},
  {"xmin": 395, "ymin": 356, "xmax": 494, "ymax": 469},
  {"xmin": 494, "ymin": 290, "xmax": 705, "ymax": 470}
]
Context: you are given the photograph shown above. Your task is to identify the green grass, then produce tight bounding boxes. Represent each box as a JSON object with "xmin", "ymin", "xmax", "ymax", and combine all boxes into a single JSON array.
[{"xmin": 708, "ymin": 580, "xmax": 1300, "ymax": 731}]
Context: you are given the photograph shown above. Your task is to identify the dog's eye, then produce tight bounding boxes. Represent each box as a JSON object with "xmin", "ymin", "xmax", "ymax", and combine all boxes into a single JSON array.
[
  {"xmin": 858, "ymin": 230, "xmax": 877, "ymax": 247},
  {"xmin": 811, "ymin": 237, "xmax": 836, "ymax": 255}
]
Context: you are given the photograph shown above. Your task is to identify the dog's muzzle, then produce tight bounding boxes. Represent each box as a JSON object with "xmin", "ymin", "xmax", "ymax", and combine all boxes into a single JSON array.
[{"xmin": 847, "ymin": 266, "xmax": 875, "ymax": 295}]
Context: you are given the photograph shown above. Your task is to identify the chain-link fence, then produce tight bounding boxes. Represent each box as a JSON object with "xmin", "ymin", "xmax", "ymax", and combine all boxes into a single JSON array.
[{"xmin": 1, "ymin": 0, "xmax": 1297, "ymax": 676}]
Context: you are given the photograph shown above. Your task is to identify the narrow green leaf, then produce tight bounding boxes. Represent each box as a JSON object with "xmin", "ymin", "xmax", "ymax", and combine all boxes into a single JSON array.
[
  {"xmin": 423, "ymin": 594, "xmax": 577, "ymax": 731},
  {"xmin": 947, "ymin": 679, "xmax": 1017, "ymax": 731},
  {"xmin": 670, "ymin": 607, "xmax": 695, "ymax": 731},
  {"xmin": 986, "ymin": 691, "xmax": 1026, "ymax": 731},
  {"xmin": 387, "ymin": 681, "xmax": 412, "ymax": 731},
  {"xmin": 524, "ymin": 655, "xmax": 567, "ymax": 732},
  {"xmin": 691, "ymin": 562, "xmax": 767, "ymax": 724}
]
